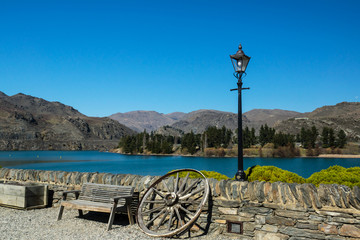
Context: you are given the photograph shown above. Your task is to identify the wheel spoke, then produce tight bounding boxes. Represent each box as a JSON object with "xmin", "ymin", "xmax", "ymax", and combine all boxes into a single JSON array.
[
  {"xmin": 154, "ymin": 209, "xmax": 169, "ymax": 230},
  {"xmin": 174, "ymin": 173, "xmax": 179, "ymax": 193},
  {"xmin": 167, "ymin": 208, "xmax": 174, "ymax": 231},
  {"xmin": 143, "ymin": 200, "xmax": 165, "ymax": 204},
  {"xmin": 162, "ymin": 180, "xmax": 171, "ymax": 193},
  {"xmin": 174, "ymin": 207, "xmax": 183, "ymax": 227},
  {"xmin": 146, "ymin": 208, "xmax": 167, "ymax": 227},
  {"xmin": 177, "ymin": 172, "xmax": 189, "ymax": 194},
  {"xmin": 179, "ymin": 187, "xmax": 205, "ymax": 200},
  {"xmin": 179, "ymin": 205, "xmax": 195, "ymax": 218},
  {"xmin": 142, "ymin": 205, "xmax": 166, "ymax": 215},
  {"xmin": 178, "ymin": 179, "xmax": 200, "ymax": 196},
  {"xmin": 179, "ymin": 199, "xmax": 202, "ymax": 205},
  {"xmin": 152, "ymin": 188, "xmax": 165, "ymax": 198}
]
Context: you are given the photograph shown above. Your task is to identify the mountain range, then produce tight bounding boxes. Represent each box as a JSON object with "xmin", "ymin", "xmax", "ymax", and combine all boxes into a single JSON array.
[
  {"xmin": 1, "ymin": 91, "xmax": 359, "ymax": 151},
  {"xmin": 0, "ymin": 92, "xmax": 134, "ymax": 150},
  {"xmin": 110, "ymin": 103, "xmax": 360, "ymax": 141},
  {"xmin": 109, "ymin": 108, "xmax": 301, "ymax": 134}
]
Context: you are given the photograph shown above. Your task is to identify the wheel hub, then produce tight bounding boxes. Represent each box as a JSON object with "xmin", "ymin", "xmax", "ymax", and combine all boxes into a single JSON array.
[{"xmin": 164, "ymin": 192, "xmax": 178, "ymax": 206}]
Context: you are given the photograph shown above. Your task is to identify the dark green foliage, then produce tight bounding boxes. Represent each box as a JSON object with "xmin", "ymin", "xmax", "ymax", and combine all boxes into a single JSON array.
[
  {"xmin": 118, "ymin": 130, "xmax": 174, "ymax": 154},
  {"xmin": 321, "ymin": 127, "xmax": 346, "ymax": 148},
  {"xmin": 245, "ymin": 165, "xmax": 306, "ymax": 183},
  {"xmin": 181, "ymin": 131, "xmax": 200, "ymax": 154},
  {"xmin": 204, "ymin": 126, "xmax": 232, "ymax": 148},
  {"xmin": 243, "ymin": 127, "xmax": 257, "ymax": 148},
  {"xmin": 322, "ymin": 127, "xmax": 329, "ymax": 147},
  {"xmin": 329, "ymin": 128, "xmax": 335, "ymax": 147},
  {"xmin": 336, "ymin": 130, "xmax": 347, "ymax": 148},
  {"xmin": 299, "ymin": 126, "xmax": 318, "ymax": 148},
  {"xmin": 273, "ymin": 132, "xmax": 295, "ymax": 148},
  {"xmin": 307, "ymin": 166, "xmax": 360, "ymax": 188},
  {"xmin": 259, "ymin": 124, "xmax": 275, "ymax": 146}
]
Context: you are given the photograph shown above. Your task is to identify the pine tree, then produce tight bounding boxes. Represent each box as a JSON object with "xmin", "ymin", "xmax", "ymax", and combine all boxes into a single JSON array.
[
  {"xmin": 322, "ymin": 127, "xmax": 330, "ymax": 148},
  {"xmin": 336, "ymin": 130, "xmax": 347, "ymax": 148}
]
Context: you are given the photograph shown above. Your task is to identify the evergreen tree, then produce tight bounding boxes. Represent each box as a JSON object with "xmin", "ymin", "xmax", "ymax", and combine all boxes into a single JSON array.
[
  {"xmin": 259, "ymin": 124, "xmax": 275, "ymax": 146},
  {"xmin": 336, "ymin": 130, "xmax": 347, "ymax": 148},
  {"xmin": 328, "ymin": 128, "xmax": 335, "ymax": 148},
  {"xmin": 181, "ymin": 131, "xmax": 197, "ymax": 154},
  {"xmin": 243, "ymin": 127, "xmax": 251, "ymax": 148},
  {"xmin": 250, "ymin": 127, "xmax": 257, "ymax": 145},
  {"xmin": 322, "ymin": 127, "xmax": 329, "ymax": 148}
]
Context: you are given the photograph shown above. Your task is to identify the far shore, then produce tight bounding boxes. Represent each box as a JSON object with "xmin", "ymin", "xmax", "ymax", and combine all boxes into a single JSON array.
[
  {"xmin": 318, "ymin": 154, "xmax": 360, "ymax": 158},
  {"xmin": 110, "ymin": 149, "xmax": 360, "ymax": 159}
]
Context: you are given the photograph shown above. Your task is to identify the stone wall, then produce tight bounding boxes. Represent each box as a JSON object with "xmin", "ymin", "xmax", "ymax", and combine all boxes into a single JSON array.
[{"xmin": 0, "ymin": 168, "xmax": 360, "ymax": 239}]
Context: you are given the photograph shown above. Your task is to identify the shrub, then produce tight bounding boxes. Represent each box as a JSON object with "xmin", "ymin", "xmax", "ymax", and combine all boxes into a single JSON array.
[
  {"xmin": 243, "ymin": 147, "xmax": 260, "ymax": 157},
  {"xmin": 272, "ymin": 146, "xmax": 300, "ymax": 158},
  {"xmin": 245, "ymin": 165, "xmax": 306, "ymax": 184},
  {"xmin": 307, "ymin": 165, "xmax": 360, "ymax": 188},
  {"xmin": 170, "ymin": 170, "xmax": 229, "ymax": 181}
]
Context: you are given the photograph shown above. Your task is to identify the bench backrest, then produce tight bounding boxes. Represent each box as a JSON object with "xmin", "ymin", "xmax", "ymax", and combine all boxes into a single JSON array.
[{"xmin": 78, "ymin": 183, "xmax": 134, "ymax": 205}]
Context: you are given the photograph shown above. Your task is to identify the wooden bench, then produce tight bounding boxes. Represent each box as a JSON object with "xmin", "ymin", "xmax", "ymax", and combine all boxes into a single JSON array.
[{"xmin": 57, "ymin": 183, "xmax": 135, "ymax": 230}]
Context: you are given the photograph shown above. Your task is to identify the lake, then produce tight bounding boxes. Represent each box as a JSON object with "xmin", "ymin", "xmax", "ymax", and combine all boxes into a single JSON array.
[{"xmin": 0, "ymin": 151, "xmax": 359, "ymax": 178}]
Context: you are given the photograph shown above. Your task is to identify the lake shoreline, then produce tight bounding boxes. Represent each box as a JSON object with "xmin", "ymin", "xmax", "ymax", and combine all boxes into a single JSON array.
[{"xmin": 109, "ymin": 149, "xmax": 360, "ymax": 159}]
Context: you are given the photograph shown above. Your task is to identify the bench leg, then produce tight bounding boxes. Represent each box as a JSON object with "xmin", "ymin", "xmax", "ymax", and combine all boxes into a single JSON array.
[
  {"xmin": 57, "ymin": 206, "xmax": 65, "ymax": 221},
  {"xmin": 127, "ymin": 205, "xmax": 134, "ymax": 225},
  {"xmin": 107, "ymin": 207, "xmax": 116, "ymax": 231},
  {"xmin": 78, "ymin": 210, "xmax": 84, "ymax": 217}
]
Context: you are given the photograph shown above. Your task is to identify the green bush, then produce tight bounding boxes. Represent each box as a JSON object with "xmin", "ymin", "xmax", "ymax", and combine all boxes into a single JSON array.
[
  {"xmin": 307, "ymin": 165, "xmax": 360, "ymax": 188},
  {"xmin": 170, "ymin": 170, "xmax": 229, "ymax": 181},
  {"xmin": 169, "ymin": 165, "xmax": 360, "ymax": 188},
  {"xmin": 245, "ymin": 165, "xmax": 306, "ymax": 184}
]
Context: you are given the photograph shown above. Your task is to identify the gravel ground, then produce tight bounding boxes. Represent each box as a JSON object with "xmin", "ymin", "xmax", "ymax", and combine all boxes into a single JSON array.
[{"xmin": 0, "ymin": 207, "xmax": 237, "ymax": 240}]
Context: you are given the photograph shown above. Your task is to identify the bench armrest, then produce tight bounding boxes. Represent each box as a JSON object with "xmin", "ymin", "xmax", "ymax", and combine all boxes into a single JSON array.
[
  {"xmin": 111, "ymin": 195, "xmax": 133, "ymax": 204},
  {"xmin": 62, "ymin": 190, "xmax": 81, "ymax": 200}
]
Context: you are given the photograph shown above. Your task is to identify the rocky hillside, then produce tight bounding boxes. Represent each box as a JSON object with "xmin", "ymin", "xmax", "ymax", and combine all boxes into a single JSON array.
[
  {"xmin": 168, "ymin": 110, "xmax": 243, "ymax": 134},
  {"xmin": 108, "ymin": 102, "xmax": 360, "ymax": 141},
  {"xmin": 110, "ymin": 109, "xmax": 302, "ymax": 134},
  {"xmin": 274, "ymin": 102, "xmax": 360, "ymax": 141},
  {"xmin": 243, "ymin": 109, "xmax": 302, "ymax": 130},
  {"xmin": 0, "ymin": 92, "xmax": 134, "ymax": 150},
  {"xmin": 109, "ymin": 111, "xmax": 180, "ymax": 132}
]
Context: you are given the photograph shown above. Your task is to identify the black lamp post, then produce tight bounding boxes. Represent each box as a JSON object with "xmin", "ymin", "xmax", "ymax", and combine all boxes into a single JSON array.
[{"xmin": 230, "ymin": 44, "xmax": 251, "ymax": 181}]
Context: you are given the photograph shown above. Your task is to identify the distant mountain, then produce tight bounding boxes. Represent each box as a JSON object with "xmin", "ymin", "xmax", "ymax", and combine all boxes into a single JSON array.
[
  {"xmin": 0, "ymin": 92, "xmax": 134, "ymax": 150},
  {"xmin": 274, "ymin": 102, "xmax": 360, "ymax": 141},
  {"xmin": 108, "ymin": 102, "xmax": 360, "ymax": 141},
  {"xmin": 169, "ymin": 110, "xmax": 243, "ymax": 134},
  {"xmin": 243, "ymin": 109, "xmax": 302, "ymax": 131},
  {"xmin": 109, "ymin": 111, "xmax": 185, "ymax": 132},
  {"xmin": 109, "ymin": 109, "xmax": 302, "ymax": 134},
  {"xmin": 165, "ymin": 112, "xmax": 187, "ymax": 121}
]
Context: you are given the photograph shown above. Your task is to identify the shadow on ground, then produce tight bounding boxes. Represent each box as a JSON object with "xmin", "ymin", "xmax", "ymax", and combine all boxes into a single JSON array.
[{"xmin": 76, "ymin": 211, "xmax": 131, "ymax": 228}]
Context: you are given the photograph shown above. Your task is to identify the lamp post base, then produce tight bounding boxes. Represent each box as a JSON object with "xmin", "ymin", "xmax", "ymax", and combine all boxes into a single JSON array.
[{"xmin": 235, "ymin": 170, "xmax": 246, "ymax": 181}]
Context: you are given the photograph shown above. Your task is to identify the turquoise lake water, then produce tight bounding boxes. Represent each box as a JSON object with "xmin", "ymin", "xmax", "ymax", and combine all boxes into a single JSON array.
[{"xmin": 0, "ymin": 151, "xmax": 359, "ymax": 178}]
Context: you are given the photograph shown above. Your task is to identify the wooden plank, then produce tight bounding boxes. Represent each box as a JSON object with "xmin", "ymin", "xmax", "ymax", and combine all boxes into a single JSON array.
[
  {"xmin": 0, "ymin": 183, "xmax": 48, "ymax": 209},
  {"xmin": 3, "ymin": 185, "xmax": 25, "ymax": 197}
]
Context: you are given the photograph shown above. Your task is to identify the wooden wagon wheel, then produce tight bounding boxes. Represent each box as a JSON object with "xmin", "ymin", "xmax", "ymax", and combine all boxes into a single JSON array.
[{"xmin": 137, "ymin": 169, "xmax": 210, "ymax": 238}]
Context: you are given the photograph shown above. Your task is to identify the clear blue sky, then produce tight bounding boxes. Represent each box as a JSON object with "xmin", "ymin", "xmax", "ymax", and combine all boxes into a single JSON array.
[{"xmin": 1, "ymin": 0, "xmax": 359, "ymax": 117}]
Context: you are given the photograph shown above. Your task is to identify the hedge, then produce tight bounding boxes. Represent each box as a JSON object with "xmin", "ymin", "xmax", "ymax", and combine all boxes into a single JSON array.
[{"xmin": 172, "ymin": 165, "xmax": 360, "ymax": 189}]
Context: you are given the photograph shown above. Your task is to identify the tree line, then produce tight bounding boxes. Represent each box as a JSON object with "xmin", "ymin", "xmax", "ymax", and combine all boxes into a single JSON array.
[{"xmin": 118, "ymin": 125, "xmax": 347, "ymax": 155}]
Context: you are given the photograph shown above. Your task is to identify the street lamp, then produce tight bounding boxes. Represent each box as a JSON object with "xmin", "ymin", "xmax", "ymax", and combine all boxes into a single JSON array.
[{"xmin": 230, "ymin": 44, "xmax": 251, "ymax": 181}]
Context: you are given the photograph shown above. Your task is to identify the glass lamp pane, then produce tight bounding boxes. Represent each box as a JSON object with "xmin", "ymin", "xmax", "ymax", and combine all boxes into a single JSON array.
[{"xmin": 241, "ymin": 56, "xmax": 250, "ymax": 72}]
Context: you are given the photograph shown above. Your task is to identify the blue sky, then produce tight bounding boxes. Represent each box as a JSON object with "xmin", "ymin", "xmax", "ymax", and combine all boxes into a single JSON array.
[{"xmin": 1, "ymin": 0, "xmax": 359, "ymax": 117}]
